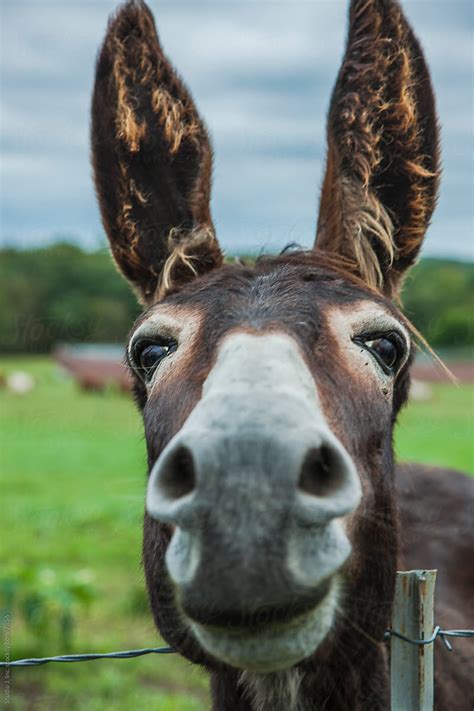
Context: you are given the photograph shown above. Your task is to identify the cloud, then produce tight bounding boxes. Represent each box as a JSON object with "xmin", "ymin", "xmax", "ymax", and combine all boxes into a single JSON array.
[{"xmin": 1, "ymin": 0, "xmax": 472, "ymax": 261}]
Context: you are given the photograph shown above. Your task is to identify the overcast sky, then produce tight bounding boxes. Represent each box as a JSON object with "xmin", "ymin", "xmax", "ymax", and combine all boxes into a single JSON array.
[{"xmin": 1, "ymin": 0, "xmax": 473, "ymax": 260}]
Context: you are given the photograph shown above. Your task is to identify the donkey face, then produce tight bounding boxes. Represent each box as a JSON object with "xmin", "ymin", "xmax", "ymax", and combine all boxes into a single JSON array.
[{"xmin": 92, "ymin": 0, "xmax": 439, "ymax": 675}]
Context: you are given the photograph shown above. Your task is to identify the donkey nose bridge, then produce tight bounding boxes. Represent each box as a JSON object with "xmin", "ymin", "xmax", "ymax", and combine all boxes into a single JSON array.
[{"xmin": 146, "ymin": 329, "xmax": 362, "ymax": 538}]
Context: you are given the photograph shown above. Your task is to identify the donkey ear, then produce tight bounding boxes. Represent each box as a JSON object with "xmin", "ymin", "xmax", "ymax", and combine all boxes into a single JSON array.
[
  {"xmin": 91, "ymin": 0, "xmax": 223, "ymax": 304},
  {"xmin": 315, "ymin": 0, "xmax": 440, "ymax": 297}
]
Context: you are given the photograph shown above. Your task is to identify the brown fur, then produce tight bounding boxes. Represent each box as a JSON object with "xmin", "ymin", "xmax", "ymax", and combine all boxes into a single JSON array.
[
  {"xmin": 316, "ymin": 0, "xmax": 440, "ymax": 296},
  {"xmin": 91, "ymin": 0, "xmax": 221, "ymax": 303},
  {"xmin": 133, "ymin": 257, "xmax": 472, "ymax": 708},
  {"xmin": 90, "ymin": 1, "xmax": 472, "ymax": 709}
]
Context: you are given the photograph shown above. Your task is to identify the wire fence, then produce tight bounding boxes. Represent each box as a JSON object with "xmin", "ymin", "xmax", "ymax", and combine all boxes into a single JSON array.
[
  {"xmin": 0, "ymin": 646, "xmax": 174, "ymax": 668},
  {"xmin": 384, "ymin": 626, "xmax": 474, "ymax": 652},
  {"xmin": 1, "ymin": 628, "xmax": 472, "ymax": 668},
  {"xmin": 1, "ymin": 570, "xmax": 472, "ymax": 711}
]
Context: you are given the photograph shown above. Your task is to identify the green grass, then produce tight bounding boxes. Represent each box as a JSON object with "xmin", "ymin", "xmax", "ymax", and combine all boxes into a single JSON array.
[
  {"xmin": 0, "ymin": 356, "xmax": 472, "ymax": 709},
  {"xmin": 0, "ymin": 357, "xmax": 209, "ymax": 710},
  {"xmin": 396, "ymin": 383, "xmax": 473, "ymax": 473}
]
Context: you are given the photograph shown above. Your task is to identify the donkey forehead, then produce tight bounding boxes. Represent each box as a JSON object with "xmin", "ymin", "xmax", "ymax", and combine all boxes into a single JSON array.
[{"xmin": 130, "ymin": 264, "xmax": 409, "ymax": 347}]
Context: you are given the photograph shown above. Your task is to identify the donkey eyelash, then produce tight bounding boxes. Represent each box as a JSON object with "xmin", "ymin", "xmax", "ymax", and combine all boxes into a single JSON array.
[
  {"xmin": 129, "ymin": 336, "xmax": 178, "ymax": 383},
  {"xmin": 352, "ymin": 330, "xmax": 407, "ymax": 376}
]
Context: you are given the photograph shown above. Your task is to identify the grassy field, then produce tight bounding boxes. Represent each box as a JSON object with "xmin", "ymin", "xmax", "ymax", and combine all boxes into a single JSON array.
[{"xmin": 1, "ymin": 357, "xmax": 473, "ymax": 710}]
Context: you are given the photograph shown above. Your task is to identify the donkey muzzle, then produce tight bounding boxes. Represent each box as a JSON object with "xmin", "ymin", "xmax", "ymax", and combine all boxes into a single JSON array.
[{"xmin": 146, "ymin": 332, "xmax": 361, "ymax": 670}]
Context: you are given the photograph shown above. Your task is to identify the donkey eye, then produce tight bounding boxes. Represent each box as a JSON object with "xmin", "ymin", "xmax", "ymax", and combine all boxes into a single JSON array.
[
  {"xmin": 133, "ymin": 338, "xmax": 177, "ymax": 380},
  {"xmin": 357, "ymin": 332, "xmax": 405, "ymax": 374}
]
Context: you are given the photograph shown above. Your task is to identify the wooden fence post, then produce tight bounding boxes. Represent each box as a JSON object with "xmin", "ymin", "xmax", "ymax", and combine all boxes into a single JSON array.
[{"xmin": 390, "ymin": 570, "xmax": 437, "ymax": 711}]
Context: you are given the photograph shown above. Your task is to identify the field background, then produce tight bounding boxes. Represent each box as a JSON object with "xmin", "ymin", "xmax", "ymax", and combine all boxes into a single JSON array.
[{"xmin": 1, "ymin": 355, "xmax": 472, "ymax": 710}]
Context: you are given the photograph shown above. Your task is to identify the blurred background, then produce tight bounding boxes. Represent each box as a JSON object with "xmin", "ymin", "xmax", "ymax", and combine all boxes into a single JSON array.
[{"xmin": 1, "ymin": 0, "xmax": 473, "ymax": 709}]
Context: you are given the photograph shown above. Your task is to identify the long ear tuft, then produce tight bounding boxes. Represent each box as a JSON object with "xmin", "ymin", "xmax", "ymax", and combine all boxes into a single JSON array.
[
  {"xmin": 91, "ymin": 0, "xmax": 222, "ymax": 303},
  {"xmin": 316, "ymin": 0, "xmax": 440, "ymax": 296}
]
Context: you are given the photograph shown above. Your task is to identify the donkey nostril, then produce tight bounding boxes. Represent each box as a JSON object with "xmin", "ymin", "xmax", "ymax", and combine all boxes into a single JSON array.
[
  {"xmin": 298, "ymin": 445, "xmax": 344, "ymax": 497},
  {"xmin": 159, "ymin": 445, "xmax": 196, "ymax": 501}
]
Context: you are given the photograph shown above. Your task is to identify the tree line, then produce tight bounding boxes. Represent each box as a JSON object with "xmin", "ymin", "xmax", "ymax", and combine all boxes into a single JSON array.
[{"xmin": 0, "ymin": 243, "xmax": 472, "ymax": 353}]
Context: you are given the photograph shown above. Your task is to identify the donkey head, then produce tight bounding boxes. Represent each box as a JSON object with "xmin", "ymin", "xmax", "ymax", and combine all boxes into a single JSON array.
[{"xmin": 92, "ymin": 0, "xmax": 439, "ymax": 675}]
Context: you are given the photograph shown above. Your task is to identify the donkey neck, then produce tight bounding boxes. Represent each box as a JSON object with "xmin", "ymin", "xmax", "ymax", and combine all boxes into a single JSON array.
[{"xmin": 210, "ymin": 642, "xmax": 390, "ymax": 710}]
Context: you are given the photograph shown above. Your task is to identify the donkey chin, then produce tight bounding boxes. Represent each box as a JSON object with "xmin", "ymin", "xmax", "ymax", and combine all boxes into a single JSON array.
[
  {"xmin": 186, "ymin": 573, "xmax": 343, "ymax": 673},
  {"xmin": 146, "ymin": 332, "xmax": 361, "ymax": 673}
]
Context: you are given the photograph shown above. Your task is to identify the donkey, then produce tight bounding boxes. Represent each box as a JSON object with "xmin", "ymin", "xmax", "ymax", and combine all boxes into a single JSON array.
[{"xmin": 91, "ymin": 1, "xmax": 473, "ymax": 708}]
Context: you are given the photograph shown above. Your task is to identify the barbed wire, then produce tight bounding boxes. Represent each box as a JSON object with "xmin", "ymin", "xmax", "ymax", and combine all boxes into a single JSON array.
[
  {"xmin": 1, "ymin": 627, "xmax": 473, "ymax": 668},
  {"xmin": 384, "ymin": 626, "xmax": 474, "ymax": 651},
  {"xmin": 0, "ymin": 646, "xmax": 175, "ymax": 667}
]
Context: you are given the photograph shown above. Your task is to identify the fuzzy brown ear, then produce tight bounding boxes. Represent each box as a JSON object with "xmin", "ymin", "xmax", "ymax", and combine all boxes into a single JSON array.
[
  {"xmin": 315, "ymin": 0, "xmax": 440, "ymax": 297},
  {"xmin": 91, "ymin": 0, "xmax": 223, "ymax": 304}
]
